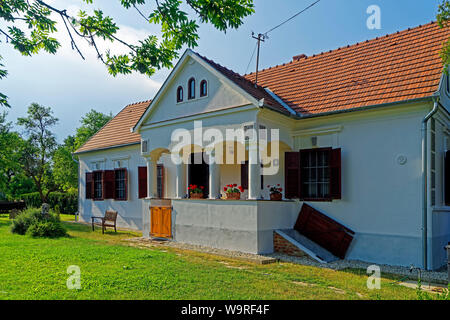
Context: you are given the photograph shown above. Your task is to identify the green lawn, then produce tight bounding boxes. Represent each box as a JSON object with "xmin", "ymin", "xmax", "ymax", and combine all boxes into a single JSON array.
[{"xmin": 0, "ymin": 214, "xmax": 418, "ymax": 300}]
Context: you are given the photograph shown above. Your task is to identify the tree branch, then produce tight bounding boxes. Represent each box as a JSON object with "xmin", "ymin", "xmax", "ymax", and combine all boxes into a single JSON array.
[{"xmin": 60, "ymin": 12, "xmax": 85, "ymax": 60}]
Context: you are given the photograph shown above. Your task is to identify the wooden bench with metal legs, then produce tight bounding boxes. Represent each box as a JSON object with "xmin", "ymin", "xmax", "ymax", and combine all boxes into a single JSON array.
[{"xmin": 91, "ymin": 210, "xmax": 118, "ymax": 234}]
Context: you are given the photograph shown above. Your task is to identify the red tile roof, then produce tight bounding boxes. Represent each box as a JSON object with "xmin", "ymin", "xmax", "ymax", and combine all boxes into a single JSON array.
[
  {"xmin": 74, "ymin": 22, "xmax": 449, "ymax": 153},
  {"xmin": 244, "ymin": 22, "xmax": 449, "ymax": 115},
  {"xmin": 74, "ymin": 100, "xmax": 151, "ymax": 154}
]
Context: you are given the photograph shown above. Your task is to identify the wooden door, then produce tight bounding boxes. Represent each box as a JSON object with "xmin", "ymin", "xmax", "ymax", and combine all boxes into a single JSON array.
[
  {"xmin": 294, "ymin": 204, "xmax": 354, "ymax": 259},
  {"xmin": 150, "ymin": 206, "xmax": 172, "ymax": 238}
]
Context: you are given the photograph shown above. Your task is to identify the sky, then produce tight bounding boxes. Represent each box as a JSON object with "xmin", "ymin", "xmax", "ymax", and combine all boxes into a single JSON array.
[{"xmin": 0, "ymin": 0, "xmax": 443, "ymax": 141}]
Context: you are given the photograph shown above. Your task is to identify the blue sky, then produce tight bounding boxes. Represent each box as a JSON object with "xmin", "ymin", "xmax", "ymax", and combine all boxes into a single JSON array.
[{"xmin": 0, "ymin": 0, "xmax": 443, "ymax": 141}]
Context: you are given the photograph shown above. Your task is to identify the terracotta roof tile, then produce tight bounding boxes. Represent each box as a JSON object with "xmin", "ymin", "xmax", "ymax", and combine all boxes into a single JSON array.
[
  {"xmin": 74, "ymin": 100, "xmax": 151, "ymax": 154},
  {"xmin": 244, "ymin": 22, "xmax": 449, "ymax": 115}
]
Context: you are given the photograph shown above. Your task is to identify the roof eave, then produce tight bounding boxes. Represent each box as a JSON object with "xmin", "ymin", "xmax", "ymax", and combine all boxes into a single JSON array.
[
  {"xmin": 73, "ymin": 142, "xmax": 140, "ymax": 155},
  {"xmin": 292, "ymin": 96, "xmax": 435, "ymax": 120}
]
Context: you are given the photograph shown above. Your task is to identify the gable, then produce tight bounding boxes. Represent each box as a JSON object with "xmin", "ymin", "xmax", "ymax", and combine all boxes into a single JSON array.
[{"xmin": 140, "ymin": 54, "xmax": 254, "ymax": 127}]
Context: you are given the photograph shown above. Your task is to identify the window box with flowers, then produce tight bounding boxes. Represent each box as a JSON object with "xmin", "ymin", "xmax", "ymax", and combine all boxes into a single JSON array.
[
  {"xmin": 189, "ymin": 184, "xmax": 204, "ymax": 199},
  {"xmin": 268, "ymin": 184, "xmax": 283, "ymax": 201},
  {"xmin": 223, "ymin": 184, "xmax": 243, "ymax": 200}
]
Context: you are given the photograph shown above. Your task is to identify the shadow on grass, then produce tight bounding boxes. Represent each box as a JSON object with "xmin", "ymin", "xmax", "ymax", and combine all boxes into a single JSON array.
[{"xmin": 63, "ymin": 221, "xmax": 140, "ymax": 238}]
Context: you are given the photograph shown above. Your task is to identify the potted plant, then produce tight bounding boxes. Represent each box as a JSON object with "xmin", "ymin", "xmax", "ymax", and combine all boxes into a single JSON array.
[
  {"xmin": 189, "ymin": 184, "xmax": 204, "ymax": 199},
  {"xmin": 268, "ymin": 184, "xmax": 283, "ymax": 201},
  {"xmin": 223, "ymin": 184, "xmax": 243, "ymax": 200}
]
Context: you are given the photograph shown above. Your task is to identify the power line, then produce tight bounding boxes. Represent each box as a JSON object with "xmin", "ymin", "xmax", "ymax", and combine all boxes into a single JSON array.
[
  {"xmin": 244, "ymin": 42, "xmax": 258, "ymax": 75},
  {"xmin": 263, "ymin": 0, "xmax": 321, "ymax": 36},
  {"xmin": 248, "ymin": 0, "xmax": 322, "ymax": 85}
]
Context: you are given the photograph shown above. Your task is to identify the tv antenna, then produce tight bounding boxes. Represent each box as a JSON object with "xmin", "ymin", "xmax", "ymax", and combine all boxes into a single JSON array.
[
  {"xmin": 251, "ymin": 32, "xmax": 267, "ymax": 87},
  {"xmin": 249, "ymin": 0, "xmax": 321, "ymax": 87}
]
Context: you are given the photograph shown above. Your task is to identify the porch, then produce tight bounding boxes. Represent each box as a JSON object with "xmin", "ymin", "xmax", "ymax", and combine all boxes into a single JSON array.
[{"xmin": 143, "ymin": 198, "xmax": 300, "ymax": 254}]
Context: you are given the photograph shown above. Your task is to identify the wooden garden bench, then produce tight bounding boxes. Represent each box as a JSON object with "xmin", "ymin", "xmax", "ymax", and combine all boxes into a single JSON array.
[{"xmin": 91, "ymin": 210, "xmax": 118, "ymax": 234}]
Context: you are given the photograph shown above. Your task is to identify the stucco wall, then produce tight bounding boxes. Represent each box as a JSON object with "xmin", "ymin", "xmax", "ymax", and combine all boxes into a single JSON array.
[
  {"xmin": 282, "ymin": 102, "xmax": 450, "ymax": 269},
  {"xmin": 171, "ymin": 199, "xmax": 299, "ymax": 254},
  {"xmin": 78, "ymin": 144, "xmax": 147, "ymax": 231}
]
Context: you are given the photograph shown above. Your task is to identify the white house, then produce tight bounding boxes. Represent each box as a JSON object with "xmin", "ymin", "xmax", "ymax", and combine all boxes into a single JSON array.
[{"xmin": 75, "ymin": 22, "xmax": 450, "ymax": 270}]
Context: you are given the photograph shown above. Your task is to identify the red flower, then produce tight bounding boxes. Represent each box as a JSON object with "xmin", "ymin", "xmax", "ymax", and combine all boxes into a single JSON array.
[
  {"xmin": 238, "ymin": 186, "xmax": 244, "ymax": 192},
  {"xmin": 279, "ymin": 188, "xmax": 282, "ymax": 191},
  {"xmin": 200, "ymin": 186, "xmax": 204, "ymax": 189},
  {"xmin": 224, "ymin": 187, "xmax": 227, "ymax": 191},
  {"xmin": 277, "ymin": 184, "xmax": 280, "ymax": 186},
  {"xmin": 233, "ymin": 184, "xmax": 237, "ymax": 187}
]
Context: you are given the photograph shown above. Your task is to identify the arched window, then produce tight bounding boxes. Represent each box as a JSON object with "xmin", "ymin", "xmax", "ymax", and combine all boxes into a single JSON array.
[
  {"xmin": 200, "ymin": 80, "xmax": 207, "ymax": 97},
  {"xmin": 177, "ymin": 86, "xmax": 183, "ymax": 102},
  {"xmin": 188, "ymin": 78, "xmax": 195, "ymax": 100}
]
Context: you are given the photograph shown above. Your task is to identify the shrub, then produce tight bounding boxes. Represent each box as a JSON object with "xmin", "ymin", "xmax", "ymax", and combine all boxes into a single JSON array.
[
  {"xmin": 20, "ymin": 190, "xmax": 78, "ymax": 214},
  {"xmin": 26, "ymin": 220, "xmax": 67, "ymax": 238},
  {"xmin": 10, "ymin": 207, "xmax": 67, "ymax": 238},
  {"xmin": 10, "ymin": 208, "xmax": 41, "ymax": 235}
]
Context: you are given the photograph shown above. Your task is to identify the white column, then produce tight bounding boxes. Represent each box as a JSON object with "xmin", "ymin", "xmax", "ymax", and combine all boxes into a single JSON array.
[
  {"xmin": 146, "ymin": 157, "xmax": 157, "ymax": 198},
  {"xmin": 209, "ymin": 160, "xmax": 220, "ymax": 199},
  {"xmin": 176, "ymin": 162, "xmax": 186, "ymax": 199},
  {"xmin": 248, "ymin": 142, "xmax": 261, "ymax": 200}
]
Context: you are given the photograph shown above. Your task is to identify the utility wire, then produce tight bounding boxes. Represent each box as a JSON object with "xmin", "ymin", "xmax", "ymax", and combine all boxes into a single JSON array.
[
  {"xmin": 244, "ymin": 42, "xmax": 258, "ymax": 75},
  {"xmin": 263, "ymin": 0, "xmax": 321, "ymax": 36}
]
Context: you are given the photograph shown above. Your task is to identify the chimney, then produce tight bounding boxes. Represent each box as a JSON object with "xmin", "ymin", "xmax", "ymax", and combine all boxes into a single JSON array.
[{"xmin": 292, "ymin": 54, "xmax": 307, "ymax": 62}]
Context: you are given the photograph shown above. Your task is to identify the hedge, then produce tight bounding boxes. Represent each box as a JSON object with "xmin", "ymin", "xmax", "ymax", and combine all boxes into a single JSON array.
[{"xmin": 20, "ymin": 191, "xmax": 78, "ymax": 214}]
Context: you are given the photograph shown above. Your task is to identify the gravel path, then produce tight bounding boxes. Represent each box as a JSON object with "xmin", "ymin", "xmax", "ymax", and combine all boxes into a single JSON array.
[{"xmin": 268, "ymin": 253, "xmax": 449, "ymax": 284}]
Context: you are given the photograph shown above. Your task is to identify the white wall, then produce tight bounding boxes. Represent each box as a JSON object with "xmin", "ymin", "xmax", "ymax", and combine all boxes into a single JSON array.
[
  {"xmin": 283, "ymin": 101, "xmax": 449, "ymax": 269},
  {"xmin": 142, "ymin": 55, "xmax": 252, "ymax": 125},
  {"xmin": 78, "ymin": 144, "xmax": 147, "ymax": 231},
  {"xmin": 172, "ymin": 199, "xmax": 299, "ymax": 254}
]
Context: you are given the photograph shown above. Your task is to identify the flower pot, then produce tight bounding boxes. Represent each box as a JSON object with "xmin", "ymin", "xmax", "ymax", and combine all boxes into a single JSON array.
[
  {"xmin": 270, "ymin": 193, "xmax": 282, "ymax": 201},
  {"xmin": 190, "ymin": 192, "xmax": 203, "ymax": 199},
  {"xmin": 226, "ymin": 192, "xmax": 241, "ymax": 200}
]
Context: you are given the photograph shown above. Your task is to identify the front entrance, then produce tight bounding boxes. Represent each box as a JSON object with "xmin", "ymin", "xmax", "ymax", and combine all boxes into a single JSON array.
[{"xmin": 188, "ymin": 153, "xmax": 209, "ymax": 198}]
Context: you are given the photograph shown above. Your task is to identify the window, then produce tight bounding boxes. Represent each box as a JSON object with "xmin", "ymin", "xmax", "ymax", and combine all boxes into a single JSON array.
[
  {"xmin": 188, "ymin": 78, "xmax": 195, "ymax": 99},
  {"xmin": 114, "ymin": 168, "xmax": 127, "ymax": 200},
  {"xmin": 285, "ymin": 148, "xmax": 341, "ymax": 201},
  {"xmin": 200, "ymin": 80, "xmax": 207, "ymax": 97},
  {"xmin": 157, "ymin": 164, "xmax": 164, "ymax": 198},
  {"xmin": 301, "ymin": 149, "xmax": 330, "ymax": 199},
  {"xmin": 93, "ymin": 171, "xmax": 103, "ymax": 200},
  {"xmin": 177, "ymin": 86, "xmax": 183, "ymax": 103}
]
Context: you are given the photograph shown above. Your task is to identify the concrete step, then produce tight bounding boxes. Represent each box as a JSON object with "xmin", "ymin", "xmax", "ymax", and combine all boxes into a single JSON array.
[{"xmin": 276, "ymin": 229, "xmax": 339, "ymax": 263}]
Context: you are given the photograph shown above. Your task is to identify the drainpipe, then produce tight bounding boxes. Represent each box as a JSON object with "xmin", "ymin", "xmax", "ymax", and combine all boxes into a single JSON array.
[{"xmin": 421, "ymin": 97, "xmax": 439, "ymax": 270}]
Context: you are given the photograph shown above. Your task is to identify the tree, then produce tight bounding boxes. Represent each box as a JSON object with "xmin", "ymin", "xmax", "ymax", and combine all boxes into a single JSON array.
[
  {"xmin": 74, "ymin": 109, "xmax": 112, "ymax": 150},
  {"xmin": 0, "ymin": 56, "xmax": 8, "ymax": 107},
  {"xmin": 437, "ymin": 0, "xmax": 450, "ymax": 72},
  {"xmin": 0, "ymin": 0, "xmax": 255, "ymax": 106},
  {"xmin": 17, "ymin": 103, "xmax": 59, "ymax": 202},
  {"xmin": 53, "ymin": 136, "xmax": 78, "ymax": 192},
  {"xmin": 0, "ymin": 112, "xmax": 35, "ymax": 199},
  {"xmin": 52, "ymin": 109, "xmax": 112, "ymax": 191}
]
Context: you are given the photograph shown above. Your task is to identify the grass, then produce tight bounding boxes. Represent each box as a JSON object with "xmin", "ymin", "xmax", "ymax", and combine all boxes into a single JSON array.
[{"xmin": 0, "ymin": 213, "xmax": 419, "ymax": 300}]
